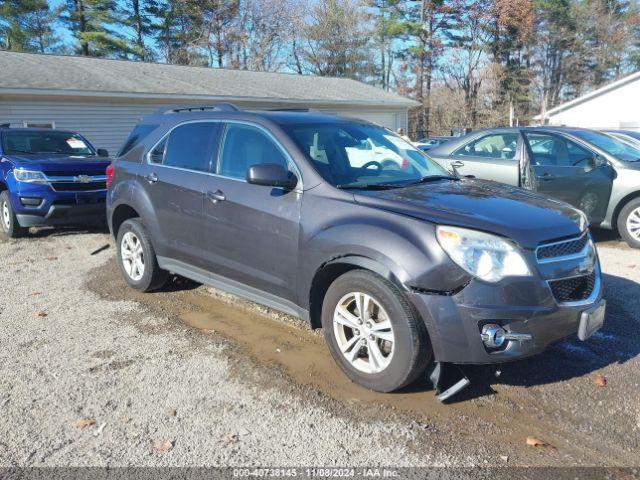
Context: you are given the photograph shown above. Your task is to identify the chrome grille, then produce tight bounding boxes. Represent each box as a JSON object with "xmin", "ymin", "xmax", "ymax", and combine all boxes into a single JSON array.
[
  {"xmin": 549, "ymin": 272, "xmax": 596, "ymax": 303},
  {"xmin": 536, "ymin": 231, "xmax": 599, "ymax": 304},
  {"xmin": 40, "ymin": 172, "xmax": 108, "ymax": 193},
  {"xmin": 537, "ymin": 233, "xmax": 589, "ymax": 261}
]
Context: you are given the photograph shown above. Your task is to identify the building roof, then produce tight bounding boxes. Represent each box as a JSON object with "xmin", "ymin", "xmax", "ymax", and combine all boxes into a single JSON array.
[
  {"xmin": 536, "ymin": 70, "xmax": 640, "ymax": 119},
  {"xmin": 0, "ymin": 51, "xmax": 417, "ymax": 108}
]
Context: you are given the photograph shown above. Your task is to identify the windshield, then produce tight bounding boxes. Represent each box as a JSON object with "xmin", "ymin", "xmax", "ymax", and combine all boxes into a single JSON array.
[
  {"xmin": 282, "ymin": 122, "xmax": 450, "ymax": 188},
  {"xmin": 1, "ymin": 130, "xmax": 95, "ymax": 156},
  {"xmin": 572, "ymin": 130, "xmax": 640, "ymax": 162}
]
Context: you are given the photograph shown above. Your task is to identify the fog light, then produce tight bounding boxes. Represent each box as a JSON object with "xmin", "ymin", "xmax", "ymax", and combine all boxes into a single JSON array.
[
  {"xmin": 20, "ymin": 196, "xmax": 43, "ymax": 207},
  {"xmin": 481, "ymin": 324, "xmax": 506, "ymax": 348}
]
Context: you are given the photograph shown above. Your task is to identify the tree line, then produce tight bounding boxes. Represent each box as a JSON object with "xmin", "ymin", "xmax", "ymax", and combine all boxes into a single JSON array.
[{"xmin": 1, "ymin": 0, "xmax": 639, "ymax": 138}]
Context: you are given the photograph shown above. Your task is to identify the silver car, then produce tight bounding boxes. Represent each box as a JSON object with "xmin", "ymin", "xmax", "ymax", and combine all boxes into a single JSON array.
[
  {"xmin": 427, "ymin": 127, "xmax": 640, "ymax": 248},
  {"xmin": 602, "ymin": 129, "xmax": 640, "ymax": 149}
]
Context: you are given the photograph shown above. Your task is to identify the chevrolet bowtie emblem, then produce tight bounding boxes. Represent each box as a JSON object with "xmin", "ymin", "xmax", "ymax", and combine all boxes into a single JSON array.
[{"xmin": 74, "ymin": 175, "xmax": 92, "ymax": 183}]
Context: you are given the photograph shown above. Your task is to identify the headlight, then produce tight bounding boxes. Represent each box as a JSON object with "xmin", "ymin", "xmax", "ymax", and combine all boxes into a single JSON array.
[
  {"xmin": 574, "ymin": 210, "xmax": 588, "ymax": 231},
  {"xmin": 436, "ymin": 225, "xmax": 531, "ymax": 282},
  {"xmin": 13, "ymin": 169, "xmax": 47, "ymax": 184}
]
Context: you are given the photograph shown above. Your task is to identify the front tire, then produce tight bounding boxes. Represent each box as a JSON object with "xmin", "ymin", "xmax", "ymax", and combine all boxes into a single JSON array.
[
  {"xmin": 116, "ymin": 218, "xmax": 168, "ymax": 292},
  {"xmin": 0, "ymin": 191, "xmax": 28, "ymax": 238},
  {"xmin": 321, "ymin": 270, "xmax": 432, "ymax": 392},
  {"xmin": 617, "ymin": 198, "xmax": 640, "ymax": 249}
]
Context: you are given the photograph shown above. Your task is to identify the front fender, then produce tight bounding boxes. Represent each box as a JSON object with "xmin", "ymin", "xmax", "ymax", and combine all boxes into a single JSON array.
[{"xmin": 300, "ymin": 217, "xmax": 470, "ymax": 307}]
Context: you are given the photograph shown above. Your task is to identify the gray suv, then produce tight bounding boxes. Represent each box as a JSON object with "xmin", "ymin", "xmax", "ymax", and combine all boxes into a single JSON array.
[{"xmin": 107, "ymin": 104, "xmax": 605, "ymax": 394}]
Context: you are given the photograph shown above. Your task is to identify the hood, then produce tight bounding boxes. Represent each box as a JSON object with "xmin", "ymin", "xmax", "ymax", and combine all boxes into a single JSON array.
[
  {"xmin": 5, "ymin": 154, "xmax": 111, "ymax": 174},
  {"xmin": 353, "ymin": 179, "xmax": 584, "ymax": 249},
  {"xmin": 613, "ymin": 158, "xmax": 640, "ymax": 171}
]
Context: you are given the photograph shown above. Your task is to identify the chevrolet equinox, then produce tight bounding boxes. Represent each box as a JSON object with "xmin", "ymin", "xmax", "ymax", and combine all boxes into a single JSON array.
[{"xmin": 107, "ymin": 104, "xmax": 605, "ymax": 393}]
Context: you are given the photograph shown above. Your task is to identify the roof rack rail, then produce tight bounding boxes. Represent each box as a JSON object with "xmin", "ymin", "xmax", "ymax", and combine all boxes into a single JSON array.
[{"xmin": 160, "ymin": 103, "xmax": 240, "ymax": 114}]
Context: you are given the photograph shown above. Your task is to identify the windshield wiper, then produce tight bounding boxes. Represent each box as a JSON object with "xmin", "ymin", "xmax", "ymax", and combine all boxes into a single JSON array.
[
  {"xmin": 405, "ymin": 175, "xmax": 459, "ymax": 186},
  {"xmin": 336, "ymin": 183, "xmax": 404, "ymax": 190},
  {"xmin": 7, "ymin": 149, "xmax": 36, "ymax": 155}
]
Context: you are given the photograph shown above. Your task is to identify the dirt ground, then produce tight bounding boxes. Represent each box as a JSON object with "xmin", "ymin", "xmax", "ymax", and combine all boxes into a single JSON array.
[{"xmin": 0, "ymin": 227, "xmax": 638, "ymax": 467}]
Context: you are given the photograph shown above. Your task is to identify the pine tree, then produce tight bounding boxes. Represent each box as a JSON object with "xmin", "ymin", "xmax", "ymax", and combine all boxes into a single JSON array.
[
  {"xmin": 394, "ymin": 0, "xmax": 457, "ymax": 137},
  {"xmin": 120, "ymin": 0, "xmax": 158, "ymax": 60},
  {"xmin": 150, "ymin": 0, "xmax": 208, "ymax": 65},
  {"xmin": 0, "ymin": 0, "xmax": 61, "ymax": 53},
  {"xmin": 369, "ymin": 0, "xmax": 404, "ymax": 90},
  {"xmin": 64, "ymin": 0, "xmax": 137, "ymax": 57}
]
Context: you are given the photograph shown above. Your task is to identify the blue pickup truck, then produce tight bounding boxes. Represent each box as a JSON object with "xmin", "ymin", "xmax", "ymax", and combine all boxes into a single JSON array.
[{"xmin": 0, "ymin": 127, "xmax": 112, "ymax": 237}]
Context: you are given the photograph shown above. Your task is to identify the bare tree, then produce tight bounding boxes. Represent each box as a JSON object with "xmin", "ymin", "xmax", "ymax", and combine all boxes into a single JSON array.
[
  {"xmin": 297, "ymin": 0, "xmax": 375, "ymax": 79},
  {"xmin": 443, "ymin": 1, "xmax": 492, "ymax": 128}
]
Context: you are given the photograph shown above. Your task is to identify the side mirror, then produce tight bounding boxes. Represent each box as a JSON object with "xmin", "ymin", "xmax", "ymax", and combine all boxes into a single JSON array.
[
  {"xmin": 247, "ymin": 163, "xmax": 298, "ymax": 189},
  {"xmin": 97, "ymin": 149, "xmax": 109, "ymax": 157},
  {"xmin": 594, "ymin": 155, "xmax": 608, "ymax": 168},
  {"xmin": 586, "ymin": 155, "xmax": 606, "ymax": 170}
]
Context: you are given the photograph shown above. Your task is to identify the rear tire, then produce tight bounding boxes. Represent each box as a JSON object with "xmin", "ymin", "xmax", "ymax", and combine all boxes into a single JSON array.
[
  {"xmin": 116, "ymin": 218, "xmax": 168, "ymax": 292},
  {"xmin": 617, "ymin": 198, "xmax": 640, "ymax": 249},
  {"xmin": 0, "ymin": 191, "xmax": 28, "ymax": 238},
  {"xmin": 321, "ymin": 269, "xmax": 432, "ymax": 393}
]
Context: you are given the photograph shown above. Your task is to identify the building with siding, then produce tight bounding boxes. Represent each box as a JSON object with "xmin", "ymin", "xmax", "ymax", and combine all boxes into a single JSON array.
[
  {"xmin": 0, "ymin": 51, "xmax": 417, "ymax": 155},
  {"xmin": 535, "ymin": 71, "xmax": 640, "ymax": 130}
]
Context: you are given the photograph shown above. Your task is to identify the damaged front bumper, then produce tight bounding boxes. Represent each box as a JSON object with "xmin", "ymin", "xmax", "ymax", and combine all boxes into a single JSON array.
[{"xmin": 408, "ymin": 265, "xmax": 605, "ymax": 365}]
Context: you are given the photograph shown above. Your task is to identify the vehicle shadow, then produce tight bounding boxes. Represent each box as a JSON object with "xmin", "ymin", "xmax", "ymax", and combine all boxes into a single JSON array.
[
  {"xmin": 160, "ymin": 274, "xmax": 202, "ymax": 293},
  {"xmin": 591, "ymin": 228, "xmax": 630, "ymax": 249},
  {"xmin": 403, "ymin": 271, "xmax": 640, "ymax": 402},
  {"xmin": 28, "ymin": 223, "xmax": 110, "ymax": 238},
  {"xmin": 591, "ymin": 228, "xmax": 618, "ymax": 241}
]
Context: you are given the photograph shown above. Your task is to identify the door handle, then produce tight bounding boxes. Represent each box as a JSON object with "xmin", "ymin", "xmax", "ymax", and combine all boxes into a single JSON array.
[
  {"xmin": 144, "ymin": 172, "xmax": 158, "ymax": 184},
  {"xmin": 451, "ymin": 161, "xmax": 465, "ymax": 168},
  {"xmin": 537, "ymin": 173, "xmax": 556, "ymax": 181},
  {"xmin": 207, "ymin": 190, "xmax": 226, "ymax": 203}
]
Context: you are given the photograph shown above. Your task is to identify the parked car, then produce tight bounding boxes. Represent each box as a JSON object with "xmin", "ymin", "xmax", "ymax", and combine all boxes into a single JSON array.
[
  {"xmin": 415, "ymin": 136, "xmax": 453, "ymax": 152},
  {"xmin": 602, "ymin": 129, "xmax": 640, "ymax": 149},
  {"xmin": 0, "ymin": 127, "xmax": 111, "ymax": 238},
  {"xmin": 107, "ymin": 105, "xmax": 604, "ymax": 394},
  {"xmin": 427, "ymin": 126, "xmax": 640, "ymax": 248},
  {"xmin": 344, "ymin": 138, "xmax": 408, "ymax": 170}
]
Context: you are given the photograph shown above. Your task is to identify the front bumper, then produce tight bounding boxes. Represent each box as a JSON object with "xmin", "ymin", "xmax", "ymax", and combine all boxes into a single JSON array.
[
  {"xmin": 16, "ymin": 202, "xmax": 106, "ymax": 227},
  {"xmin": 408, "ymin": 266, "xmax": 604, "ymax": 364},
  {"xmin": 9, "ymin": 184, "xmax": 106, "ymax": 228}
]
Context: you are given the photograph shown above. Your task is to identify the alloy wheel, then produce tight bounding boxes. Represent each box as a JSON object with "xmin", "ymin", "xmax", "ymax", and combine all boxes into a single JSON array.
[
  {"xmin": 333, "ymin": 292, "xmax": 395, "ymax": 374},
  {"xmin": 627, "ymin": 207, "xmax": 640, "ymax": 240},
  {"xmin": 120, "ymin": 231, "xmax": 145, "ymax": 281}
]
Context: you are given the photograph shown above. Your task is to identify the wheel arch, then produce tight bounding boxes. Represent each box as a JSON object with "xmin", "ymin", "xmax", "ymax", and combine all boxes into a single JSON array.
[
  {"xmin": 308, "ymin": 255, "xmax": 409, "ymax": 330},
  {"xmin": 111, "ymin": 203, "xmax": 141, "ymax": 238},
  {"xmin": 612, "ymin": 190, "xmax": 640, "ymax": 230}
]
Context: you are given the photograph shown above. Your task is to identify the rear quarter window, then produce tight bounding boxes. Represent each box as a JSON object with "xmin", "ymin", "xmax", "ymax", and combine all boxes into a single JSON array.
[
  {"xmin": 117, "ymin": 124, "xmax": 159, "ymax": 158},
  {"xmin": 159, "ymin": 122, "xmax": 219, "ymax": 172}
]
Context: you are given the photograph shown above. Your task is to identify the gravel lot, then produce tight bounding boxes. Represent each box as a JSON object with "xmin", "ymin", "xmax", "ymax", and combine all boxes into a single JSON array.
[{"xmin": 0, "ymin": 228, "xmax": 638, "ymax": 467}]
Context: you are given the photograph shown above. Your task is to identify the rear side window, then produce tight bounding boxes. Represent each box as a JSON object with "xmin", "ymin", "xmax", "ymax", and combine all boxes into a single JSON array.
[
  {"xmin": 455, "ymin": 133, "xmax": 519, "ymax": 159},
  {"xmin": 150, "ymin": 122, "xmax": 219, "ymax": 173},
  {"xmin": 149, "ymin": 137, "xmax": 167, "ymax": 164},
  {"xmin": 117, "ymin": 124, "xmax": 159, "ymax": 157},
  {"xmin": 218, "ymin": 123, "xmax": 289, "ymax": 179}
]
